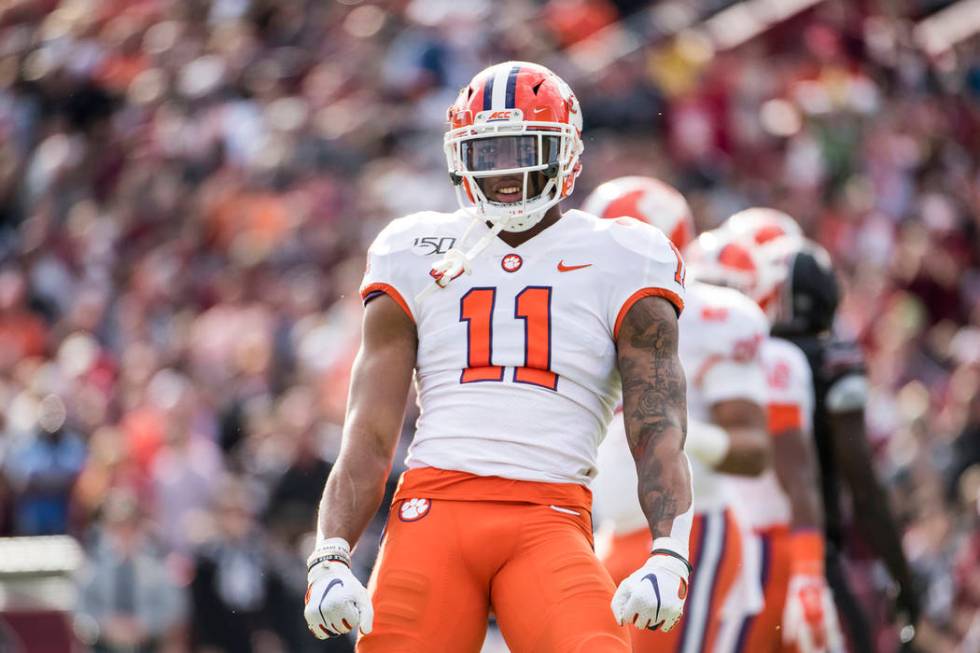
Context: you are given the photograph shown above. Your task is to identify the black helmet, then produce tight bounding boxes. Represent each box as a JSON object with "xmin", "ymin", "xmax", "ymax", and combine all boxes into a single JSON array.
[{"xmin": 769, "ymin": 239, "xmax": 839, "ymax": 337}]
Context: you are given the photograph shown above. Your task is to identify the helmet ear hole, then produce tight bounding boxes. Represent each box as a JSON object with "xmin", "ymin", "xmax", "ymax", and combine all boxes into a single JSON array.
[
  {"xmin": 449, "ymin": 173, "xmax": 463, "ymax": 186},
  {"xmin": 543, "ymin": 162, "xmax": 559, "ymax": 179}
]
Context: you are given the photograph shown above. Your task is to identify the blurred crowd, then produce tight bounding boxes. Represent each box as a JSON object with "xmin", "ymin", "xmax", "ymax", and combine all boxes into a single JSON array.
[{"xmin": 0, "ymin": 0, "xmax": 976, "ymax": 651}]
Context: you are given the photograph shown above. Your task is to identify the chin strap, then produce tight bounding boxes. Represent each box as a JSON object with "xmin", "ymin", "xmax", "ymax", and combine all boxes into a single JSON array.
[{"xmin": 416, "ymin": 214, "xmax": 506, "ymax": 302}]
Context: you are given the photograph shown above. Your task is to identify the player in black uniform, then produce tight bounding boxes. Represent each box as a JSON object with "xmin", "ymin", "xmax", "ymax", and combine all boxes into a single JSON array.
[{"xmin": 766, "ymin": 239, "xmax": 921, "ymax": 652}]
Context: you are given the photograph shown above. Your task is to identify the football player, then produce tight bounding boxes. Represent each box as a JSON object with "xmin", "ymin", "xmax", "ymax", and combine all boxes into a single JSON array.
[
  {"xmin": 755, "ymin": 236, "xmax": 921, "ymax": 652},
  {"xmin": 692, "ymin": 220, "xmax": 842, "ymax": 653},
  {"xmin": 303, "ymin": 63, "xmax": 694, "ymax": 652},
  {"xmin": 585, "ymin": 178, "xmax": 771, "ymax": 653}
]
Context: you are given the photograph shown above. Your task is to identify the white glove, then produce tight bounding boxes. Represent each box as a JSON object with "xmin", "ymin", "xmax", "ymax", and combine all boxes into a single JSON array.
[
  {"xmin": 304, "ymin": 538, "xmax": 374, "ymax": 639},
  {"xmin": 611, "ymin": 551, "xmax": 690, "ymax": 631},
  {"xmin": 685, "ymin": 419, "xmax": 730, "ymax": 468},
  {"xmin": 782, "ymin": 574, "xmax": 844, "ymax": 653}
]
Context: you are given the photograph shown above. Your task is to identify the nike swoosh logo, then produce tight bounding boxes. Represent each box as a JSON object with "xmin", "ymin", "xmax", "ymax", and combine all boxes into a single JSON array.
[
  {"xmin": 557, "ymin": 260, "xmax": 592, "ymax": 272},
  {"xmin": 642, "ymin": 574, "xmax": 662, "ymax": 626},
  {"xmin": 318, "ymin": 579, "xmax": 345, "ymax": 636}
]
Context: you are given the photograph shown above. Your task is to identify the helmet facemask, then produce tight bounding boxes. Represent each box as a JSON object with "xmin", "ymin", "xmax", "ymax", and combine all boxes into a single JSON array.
[{"xmin": 445, "ymin": 110, "xmax": 580, "ymax": 233}]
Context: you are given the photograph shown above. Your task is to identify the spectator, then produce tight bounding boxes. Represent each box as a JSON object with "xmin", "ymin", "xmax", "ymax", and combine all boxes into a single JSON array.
[
  {"xmin": 0, "ymin": 268, "xmax": 47, "ymax": 367},
  {"xmin": 72, "ymin": 425, "xmax": 150, "ymax": 532},
  {"xmin": 149, "ymin": 372, "xmax": 224, "ymax": 554},
  {"xmin": 4, "ymin": 394, "xmax": 85, "ymax": 535},
  {"xmin": 265, "ymin": 419, "xmax": 332, "ymax": 543},
  {"xmin": 189, "ymin": 477, "xmax": 286, "ymax": 653},
  {"xmin": 75, "ymin": 490, "xmax": 186, "ymax": 653}
]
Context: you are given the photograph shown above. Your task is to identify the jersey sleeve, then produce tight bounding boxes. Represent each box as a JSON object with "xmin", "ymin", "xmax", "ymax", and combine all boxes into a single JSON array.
[
  {"xmin": 604, "ymin": 219, "xmax": 687, "ymax": 339},
  {"xmin": 695, "ymin": 298, "xmax": 769, "ymax": 407},
  {"xmin": 359, "ymin": 216, "xmax": 424, "ymax": 322},
  {"xmin": 700, "ymin": 358, "xmax": 767, "ymax": 407},
  {"xmin": 764, "ymin": 339, "xmax": 814, "ymax": 434}
]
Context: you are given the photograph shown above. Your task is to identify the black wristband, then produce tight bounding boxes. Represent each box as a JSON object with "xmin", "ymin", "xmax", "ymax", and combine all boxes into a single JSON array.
[
  {"xmin": 651, "ymin": 548, "xmax": 692, "ymax": 574},
  {"xmin": 307, "ymin": 553, "xmax": 351, "ymax": 571}
]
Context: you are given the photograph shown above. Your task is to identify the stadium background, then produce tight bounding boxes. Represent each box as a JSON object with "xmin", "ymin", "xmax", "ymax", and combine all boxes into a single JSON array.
[{"xmin": 0, "ymin": 0, "xmax": 976, "ymax": 651}]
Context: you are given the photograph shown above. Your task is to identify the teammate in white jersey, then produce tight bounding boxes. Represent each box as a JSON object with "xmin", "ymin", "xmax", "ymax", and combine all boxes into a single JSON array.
[
  {"xmin": 585, "ymin": 178, "xmax": 771, "ymax": 653},
  {"xmin": 303, "ymin": 63, "xmax": 695, "ymax": 652},
  {"xmin": 698, "ymin": 221, "xmax": 843, "ymax": 653}
]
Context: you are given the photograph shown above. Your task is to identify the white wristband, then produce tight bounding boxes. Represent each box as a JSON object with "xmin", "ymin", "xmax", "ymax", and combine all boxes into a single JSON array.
[
  {"xmin": 685, "ymin": 419, "xmax": 730, "ymax": 468},
  {"xmin": 307, "ymin": 537, "xmax": 352, "ymax": 570}
]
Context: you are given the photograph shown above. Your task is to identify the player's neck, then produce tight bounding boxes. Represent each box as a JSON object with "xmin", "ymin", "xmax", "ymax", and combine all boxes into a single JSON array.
[{"xmin": 494, "ymin": 205, "xmax": 563, "ymax": 248}]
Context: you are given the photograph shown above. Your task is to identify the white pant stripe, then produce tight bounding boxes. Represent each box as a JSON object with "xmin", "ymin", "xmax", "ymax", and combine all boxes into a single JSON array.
[{"xmin": 682, "ymin": 510, "xmax": 726, "ymax": 653}]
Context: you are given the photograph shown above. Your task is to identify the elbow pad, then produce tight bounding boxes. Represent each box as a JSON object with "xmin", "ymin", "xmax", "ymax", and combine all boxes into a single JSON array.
[{"xmin": 685, "ymin": 419, "xmax": 731, "ymax": 468}]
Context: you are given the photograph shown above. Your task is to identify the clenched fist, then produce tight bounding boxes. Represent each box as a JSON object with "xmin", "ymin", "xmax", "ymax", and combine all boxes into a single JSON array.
[
  {"xmin": 611, "ymin": 550, "xmax": 690, "ymax": 632},
  {"xmin": 304, "ymin": 538, "xmax": 374, "ymax": 639}
]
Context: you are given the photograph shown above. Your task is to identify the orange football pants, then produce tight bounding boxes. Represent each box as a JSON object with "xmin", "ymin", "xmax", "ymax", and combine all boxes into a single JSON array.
[
  {"xmin": 726, "ymin": 525, "xmax": 792, "ymax": 653},
  {"xmin": 599, "ymin": 508, "xmax": 741, "ymax": 653},
  {"xmin": 357, "ymin": 468, "xmax": 630, "ymax": 653}
]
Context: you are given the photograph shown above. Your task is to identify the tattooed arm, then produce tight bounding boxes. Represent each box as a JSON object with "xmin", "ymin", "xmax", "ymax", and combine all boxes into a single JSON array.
[
  {"xmin": 610, "ymin": 295, "xmax": 693, "ymax": 632},
  {"xmin": 615, "ymin": 295, "xmax": 692, "ymax": 540}
]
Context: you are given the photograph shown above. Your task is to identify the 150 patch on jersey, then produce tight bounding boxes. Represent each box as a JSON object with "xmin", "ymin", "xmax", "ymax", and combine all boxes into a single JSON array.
[{"xmin": 413, "ymin": 237, "xmax": 456, "ymax": 256}]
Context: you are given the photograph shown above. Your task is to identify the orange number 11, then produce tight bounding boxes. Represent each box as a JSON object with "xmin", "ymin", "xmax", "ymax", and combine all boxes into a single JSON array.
[{"xmin": 460, "ymin": 286, "xmax": 558, "ymax": 390}]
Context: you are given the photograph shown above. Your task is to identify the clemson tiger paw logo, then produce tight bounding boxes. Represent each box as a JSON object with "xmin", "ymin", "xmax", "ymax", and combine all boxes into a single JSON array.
[
  {"xmin": 399, "ymin": 498, "xmax": 431, "ymax": 521},
  {"xmin": 501, "ymin": 253, "xmax": 523, "ymax": 273}
]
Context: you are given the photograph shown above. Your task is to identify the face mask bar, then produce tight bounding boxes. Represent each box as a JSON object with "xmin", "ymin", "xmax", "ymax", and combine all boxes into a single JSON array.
[
  {"xmin": 444, "ymin": 120, "xmax": 578, "ymax": 233},
  {"xmin": 461, "ymin": 135, "xmax": 560, "ymax": 174}
]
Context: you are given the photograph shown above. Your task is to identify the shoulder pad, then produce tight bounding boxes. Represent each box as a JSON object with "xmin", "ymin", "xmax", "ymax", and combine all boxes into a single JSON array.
[
  {"xmin": 601, "ymin": 216, "xmax": 678, "ymax": 265},
  {"xmin": 681, "ymin": 283, "xmax": 768, "ymax": 359}
]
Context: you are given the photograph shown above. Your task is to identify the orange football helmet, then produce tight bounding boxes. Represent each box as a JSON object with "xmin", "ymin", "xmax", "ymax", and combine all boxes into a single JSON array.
[
  {"xmin": 581, "ymin": 176, "xmax": 695, "ymax": 250},
  {"xmin": 684, "ymin": 229, "xmax": 768, "ymax": 300},
  {"xmin": 444, "ymin": 61, "xmax": 583, "ymax": 233},
  {"xmin": 721, "ymin": 207, "xmax": 802, "ymax": 246}
]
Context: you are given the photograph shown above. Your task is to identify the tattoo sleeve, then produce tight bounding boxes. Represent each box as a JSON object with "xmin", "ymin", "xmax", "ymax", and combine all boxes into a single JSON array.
[{"xmin": 616, "ymin": 296, "xmax": 692, "ymax": 539}]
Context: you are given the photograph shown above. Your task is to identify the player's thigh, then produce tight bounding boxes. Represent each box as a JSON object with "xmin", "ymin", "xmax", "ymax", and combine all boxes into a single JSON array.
[
  {"xmin": 599, "ymin": 528, "xmax": 652, "ymax": 586},
  {"xmin": 633, "ymin": 508, "xmax": 740, "ymax": 653},
  {"xmin": 357, "ymin": 499, "xmax": 490, "ymax": 653},
  {"xmin": 491, "ymin": 504, "xmax": 630, "ymax": 653}
]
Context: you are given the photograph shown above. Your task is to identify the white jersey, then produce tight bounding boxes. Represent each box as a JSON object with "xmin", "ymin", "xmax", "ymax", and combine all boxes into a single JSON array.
[
  {"xmin": 594, "ymin": 281, "xmax": 768, "ymax": 531},
  {"xmin": 726, "ymin": 337, "xmax": 814, "ymax": 530},
  {"xmin": 360, "ymin": 209, "xmax": 685, "ymax": 486}
]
